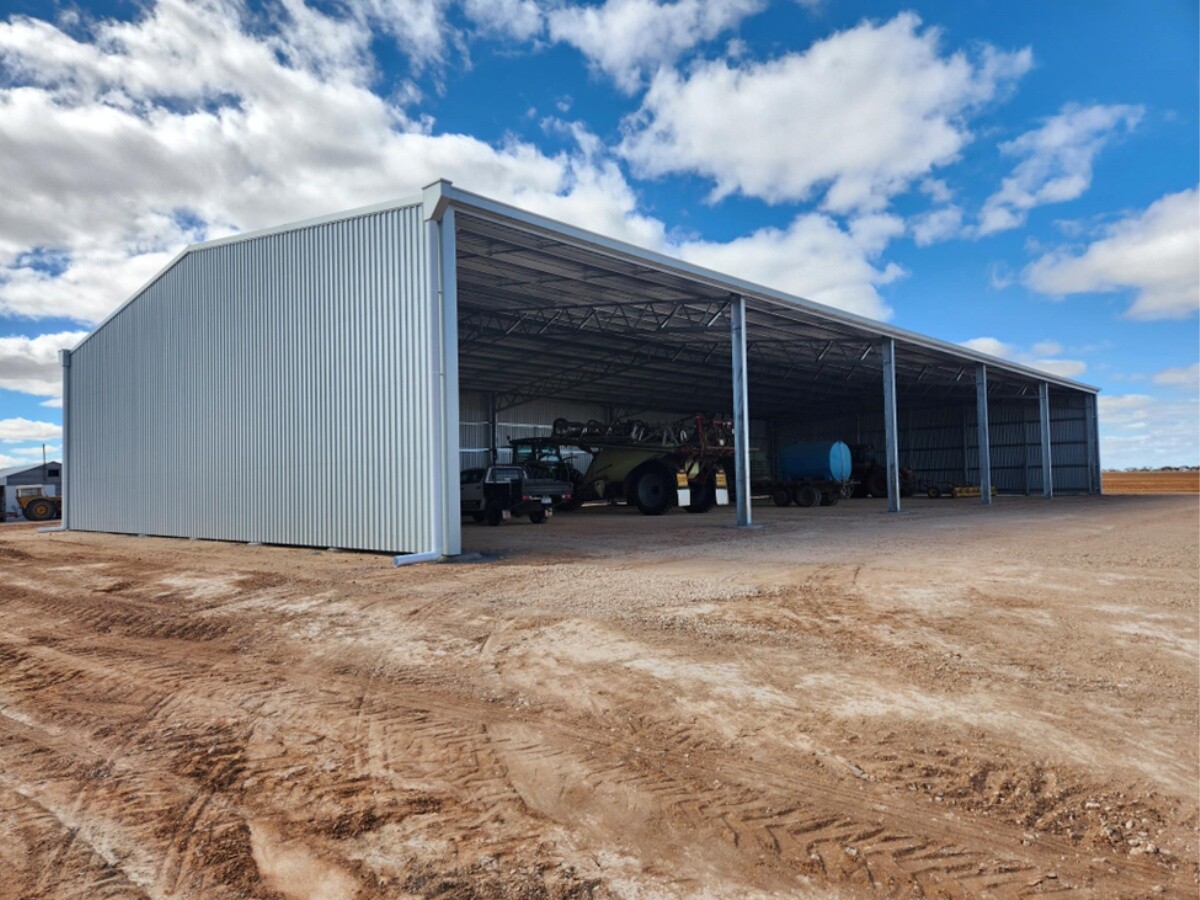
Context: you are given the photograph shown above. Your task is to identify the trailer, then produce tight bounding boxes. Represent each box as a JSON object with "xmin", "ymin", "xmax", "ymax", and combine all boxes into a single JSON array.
[
  {"xmin": 762, "ymin": 478, "xmax": 853, "ymax": 508},
  {"xmin": 759, "ymin": 440, "xmax": 855, "ymax": 509}
]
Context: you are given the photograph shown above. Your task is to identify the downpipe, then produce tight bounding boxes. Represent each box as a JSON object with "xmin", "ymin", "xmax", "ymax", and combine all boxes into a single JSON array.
[{"xmin": 392, "ymin": 549, "xmax": 442, "ymax": 567}]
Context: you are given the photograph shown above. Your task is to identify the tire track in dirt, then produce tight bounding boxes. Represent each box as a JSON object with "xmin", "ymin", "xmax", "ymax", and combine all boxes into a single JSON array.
[{"xmin": 1, "ymin": 518, "xmax": 1195, "ymax": 898}]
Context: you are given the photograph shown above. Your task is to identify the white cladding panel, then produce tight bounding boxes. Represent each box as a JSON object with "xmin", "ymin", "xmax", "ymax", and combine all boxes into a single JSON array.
[{"xmin": 67, "ymin": 204, "xmax": 436, "ymax": 553}]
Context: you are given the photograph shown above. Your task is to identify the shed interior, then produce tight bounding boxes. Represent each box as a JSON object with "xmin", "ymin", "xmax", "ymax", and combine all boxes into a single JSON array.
[{"xmin": 451, "ymin": 210, "xmax": 1099, "ymax": 497}]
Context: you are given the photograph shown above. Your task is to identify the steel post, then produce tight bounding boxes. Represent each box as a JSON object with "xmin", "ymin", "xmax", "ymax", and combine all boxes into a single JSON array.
[
  {"xmin": 440, "ymin": 207, "xmax": 461, "ymax": 554},
  {"xmin": 882, "ymin": 338, "xmax": 901, "ymax": 513},
  {"xmin": 976, "ymin": 365, "xmax": 992, "ymax": 505},
  {"xmin": 1039, "ymin": 381, "xmax": 1053, "ymax": 498},
  {"xmin": 731, "ymin": 296, "xmax": 752, "ymax": 526},
  {"xmin": 1084, "ymin": 392, "xmax": 1101, "ymax": 494},
  {"xmin": 59, "ymin": 349, "xmax": 71, "ymax": 530}
]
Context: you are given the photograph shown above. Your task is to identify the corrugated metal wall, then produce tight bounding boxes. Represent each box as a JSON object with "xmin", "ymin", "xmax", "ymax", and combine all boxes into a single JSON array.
[
  {"xmin": 773, "ymin": 391, "xmax": 1096, "ymax": 494},
  {"xmin": 67, "ymin": 204, "xmax": 436, "ymax": 554}
]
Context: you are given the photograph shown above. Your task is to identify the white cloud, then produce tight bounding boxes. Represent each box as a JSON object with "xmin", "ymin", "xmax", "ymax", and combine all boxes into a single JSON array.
[
  {"xmin": 5, "ymin": 443, "xmax": 60, "ymax": 459},
  {"xmin": 1024, "ymin": 187, "xmax": 1200, "ymax": 319},
  {"xmin": 911, "ymin": 205, "xmax": 963, "ymax": 246},
  {"xmin": 1098, "ymin": 393, "xmax": 1200, "ymax": 468},
  {"xmin": 961, "ymin": 336, "xmax": 1086, "ymax": 379},
  {"xmin": 977, "ymin": 103, "xmax": 1142, "ymax": 235},
  {"xmin": 348, "ymin": 0, "xmax": 451, "ymax": 67},
  {"xmin": 0, "ymin": 417, "xmax": 62, "ymax": 443},
  {"xmin": 674, "ymin": 213, "xmax": 904, "ymax": 320},
  {"xmin": 0, "ymin": 1, "xmax": 909, "ymax": 330},
  {"xmin": 462, "ymin": 0, "xmax": 544, "ymax": 41},
  {"xmin": 920, "ymin": 178, "xmax": 953, "ymax": 204},
  {"xmin": 1153, "ymin": 362, "xmax": 1200, "ymax": 389},
  {"xmin": 547, "ymin": 0, "xmax": 766, "ymax": 93},
  {"xmin": 620, "ymin": 12, "xmax": 1031, "ymax": 211},
  {"xmin": 0, "ymin": 0, "xmax": 669, "ymax": 324},
  {"xmin": 1030, "ymin": 340, "xmax": 1062, "ymax": 356},
  {"xmin": 0, "ymin": 331, "xmax": 88, "ymax": 397}
]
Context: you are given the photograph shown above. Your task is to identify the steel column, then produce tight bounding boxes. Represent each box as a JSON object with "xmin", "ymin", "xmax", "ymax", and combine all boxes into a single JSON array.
[
  {"xmin": 488, "ymin": 392, "xmax": 498, "ymax": 464},
  {"xmin": 1085, "ymin": 393, "xmax": 1101, "ymax": 494},
  {"xmin": 440, "ymin": 207, "xmax": 461, "ymax": 554},
  {"xmin": 731, "ymin": 296, "xmax": 752, "ymax": 526},
  {"xmin": 961, "ymin": 404, "xmax": 970, "ymax": 483},
  {"xmin": 1039, "ymin": 381, "xmax": 1053, "ymax": 498},
  {"xmin": 976, "ymin": 365, "xmax": 992, "ymax": 505},
  {"xmin": 59, "ymin": 349, "xmax": 71, "ymax": 530},
  {"xmin": 881, "ymin": 338, "xmax": 901, "ymax": 513}
]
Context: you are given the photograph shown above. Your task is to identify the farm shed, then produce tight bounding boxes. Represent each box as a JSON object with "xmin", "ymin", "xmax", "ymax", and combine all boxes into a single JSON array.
[{"xmin": 62, "ymin": 181, "xmax": 1102, "ymax": 559}]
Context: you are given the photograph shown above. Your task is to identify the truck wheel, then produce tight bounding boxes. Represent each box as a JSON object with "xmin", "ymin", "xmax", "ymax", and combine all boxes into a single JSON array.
[
  {"xmin": 529, "ymin": 509, "xmax": 547, "ymax": 524},
  {"xmin": 794, "ymin": 485, "xmax": 821, "ymax": 508},
  {"xmin": 927, "ymin": 486, "xmax": 941, "ymax": 499},
  {"xmin": 24, "ymin": 498, "xmax": 54, "ymax": 521},
  {"xmin": 631, "ymin": 466, "xmax": 672, "ymax": 516},
  {"xmin": 770, "ymin": 486, "xmax": 792, "ymax": 507},
  {"xmin": 484, "ymin": 502, "xmax": 503, "ymax": 526},
  {"xmin": 685, "ymin": 478, "xmax": 716, "ymax": 513}
]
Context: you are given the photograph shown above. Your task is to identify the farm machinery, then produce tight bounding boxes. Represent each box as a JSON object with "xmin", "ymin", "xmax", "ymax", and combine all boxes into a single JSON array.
[
  {"xmin": 510, "ymin": 413, "xmax": 733, "ymax": 516},
  {"xmin": 13, "ymin": 486, "xmax": 61, "ymax": 522}
]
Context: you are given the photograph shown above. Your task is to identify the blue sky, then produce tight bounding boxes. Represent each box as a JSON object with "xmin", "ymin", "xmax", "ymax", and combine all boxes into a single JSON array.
[{"xmin": 0, "ymin": 0, "xmax": 1196, "ymax": 469}]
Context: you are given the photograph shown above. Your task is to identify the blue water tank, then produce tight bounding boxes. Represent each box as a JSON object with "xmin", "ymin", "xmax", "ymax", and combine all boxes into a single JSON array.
[{"xmin": 778, "ymin": 440, "xmax": 852, "ymax": 482}]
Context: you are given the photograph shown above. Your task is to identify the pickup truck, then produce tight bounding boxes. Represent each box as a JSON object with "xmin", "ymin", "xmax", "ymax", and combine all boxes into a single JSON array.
[{"xmin": 460, "ymin": 465, "xmax": 574, "ymax": 526}]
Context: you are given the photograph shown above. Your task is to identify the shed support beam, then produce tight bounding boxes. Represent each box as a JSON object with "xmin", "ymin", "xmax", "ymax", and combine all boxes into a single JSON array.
[
  {"xmin": 1039, "ymin": 381, "xmax": 1053, "ymax": 498},
  {"xmin": 976, "ymin": 365, "xmax": 992, "ymax": 505},
  {"xmin": 488, "ymin": 392, "xmax": 498, "ymax": 465},
  {"xmin": 441, "ymin": 208, "xmax": 461, "ymax": 554},
  {"xmin": 881, "ymin": 337, "xmax": 901, "ymax": 513},
  {"xmin": 59, "ymin": 349, "xmax": 71, "ymax": 531},
  {"xmin": 1085, "ymin": 392, "xmax": 1101, "ymax": 494},
  {"xmin": 731, "ymin": 296, "xmax": 753, "ymax": 527}
]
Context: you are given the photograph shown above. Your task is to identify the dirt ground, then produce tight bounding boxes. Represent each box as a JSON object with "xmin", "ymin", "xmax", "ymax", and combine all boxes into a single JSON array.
[
  {"xmin": 1101, "ymin": 472, "xmax": 1199, "ymax": 495},
  {"xmin": 0, "ymin": 495, "xmax": 1196, "ymax": 899}
]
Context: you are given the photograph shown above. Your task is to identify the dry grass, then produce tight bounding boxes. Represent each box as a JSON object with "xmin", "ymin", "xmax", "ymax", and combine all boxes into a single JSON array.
[{"xmin": 1103, "ymin": 470, "xmax": 1200, "ymax": 494}]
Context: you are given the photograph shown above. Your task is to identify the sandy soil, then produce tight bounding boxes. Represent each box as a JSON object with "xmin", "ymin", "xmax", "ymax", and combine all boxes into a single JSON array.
[
  {"xmin": 0, "ymin": 495, "xmax": 1196, "ymax": 899},
  {"xmin": 1102, "ymin": 472, "xmax": 1199, "ymax": 495}
]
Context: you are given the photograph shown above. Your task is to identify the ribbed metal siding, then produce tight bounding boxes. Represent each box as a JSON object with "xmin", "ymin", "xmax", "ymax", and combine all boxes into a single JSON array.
[
  {"xmin": 67, "ymin": 204, "xmax": 435, "ymax": 554},
  {"xmin": 772, "ymin": 393, "xmax": 1094, "ymax": 494}
]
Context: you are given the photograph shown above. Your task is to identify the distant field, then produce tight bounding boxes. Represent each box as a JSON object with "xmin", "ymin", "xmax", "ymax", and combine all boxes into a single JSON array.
[{"xmin": 1104, "ymin": 470, "xmax": 1200, "ymax": 494}]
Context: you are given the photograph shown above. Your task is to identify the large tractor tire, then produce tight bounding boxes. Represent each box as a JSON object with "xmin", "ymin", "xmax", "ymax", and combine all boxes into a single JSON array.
[
  {"xmin": 630, "ymin": 465, "xmax": 673, "ymax": 516},
  {"xmin": 794, "ymin": 485, "xmax": 821, "ymax": 508},
  {"xmin": 23, "ymin": 498, "xmax": 56, "ymax": 521},
  {"xmin": 770, "ymin": 486, "xmax": 793, "ymax": 507},
  {"xmin": 685, "ymin": 477, "xmax": 716, "ymax": 514}
]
